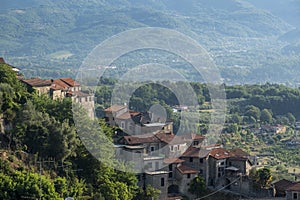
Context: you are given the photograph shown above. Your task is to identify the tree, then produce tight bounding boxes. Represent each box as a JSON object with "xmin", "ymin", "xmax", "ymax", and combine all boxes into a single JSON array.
[
  {"xmin": 286, "ymin": 112, "xmax": 296, "ymax": 125},
  {"xmin": 188, "ymin": 176, "xmax": 206, "ymax": 198},
  {"xmin": 260, "ymin": 109, "xmax": 273, "ymax": 124},
  {"xmin": 245, "ymin": 105, "xmax": 260, "ymax": 121},
  {"xmin": 134, "ymin": 185, "xmax": 160, "ymax": 200},
  {"xmin": 252, "ymin": 168, "xmax": 272, "ymax": 188},
  {"xmin": 15, "ymin": 101, "xmax": 79, "ymax": 161}
]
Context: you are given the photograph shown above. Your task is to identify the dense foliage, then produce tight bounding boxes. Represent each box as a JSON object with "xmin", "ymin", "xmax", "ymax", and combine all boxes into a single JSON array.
[
  {"xmin": 0, "ymin": 65, "xmax": 159, "ymax": 199},
  {"xmin": 2, "ymin": 0, "xmax": 300, "ymax": 84}
]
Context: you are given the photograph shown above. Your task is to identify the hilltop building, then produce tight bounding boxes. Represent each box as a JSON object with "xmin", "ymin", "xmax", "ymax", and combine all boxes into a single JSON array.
[{"xmin": 21, "ymin": 77, "xmax": 95, "ymax": 118}]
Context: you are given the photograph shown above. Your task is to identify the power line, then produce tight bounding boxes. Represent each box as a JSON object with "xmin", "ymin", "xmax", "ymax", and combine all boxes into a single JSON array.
[{"xmin": 194, "ymin": 176, "xmax": 241, "ymax": 200}]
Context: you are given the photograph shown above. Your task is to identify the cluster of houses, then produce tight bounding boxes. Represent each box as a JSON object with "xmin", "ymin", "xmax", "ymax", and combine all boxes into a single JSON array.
[
  {"xmin": 104, "ymin": 105, "xmax": 300, "ymax": 199},
  {"xmin": 1, "ymin": 58, "xmax": 299, "ymax": 199},
  {"xmin": 104, "ymin": 105, "xmax": 257, "ymax": 199}
]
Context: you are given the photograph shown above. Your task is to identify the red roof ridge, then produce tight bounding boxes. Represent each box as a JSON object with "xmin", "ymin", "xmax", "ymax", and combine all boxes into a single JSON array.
[
  {"xmin": 104, "ymin": 105, "xmax": 127, "ymax": 112},
  {"xmin": 59, "ymin": 78, "xmax": 80, "ymax": 87},
  {"xmin": 286, "ymin": 182, "xmax": 300, "ymax": 191},
  {"xmin": 177, "ymin": 165, "xmax": 198, "ymax": 174},
  {"xmin": 209, "ymin": 148, "xmax": 230, "ymax": 159}
]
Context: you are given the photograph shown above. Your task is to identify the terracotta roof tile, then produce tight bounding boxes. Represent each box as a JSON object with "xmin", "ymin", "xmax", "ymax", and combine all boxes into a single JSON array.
[
  {"xmin": 124, "ymin": 133, "xmax": 160, "ymax": 145},
  {"xmin": 229, "ymin": 148, "xmax": 250, "ymax": 158},
  {"xmin": 60, "ymin": 78, "xmax": 80, "ymax": 87},
  {"xmin": 52, "ymin": 79, "xmax": 71, "ymax": 89},
  {"xmin": 191, "ymin": 133, "xmax": 205, "ymax": 141},
  {"xmin": 181, "ymin": 146, "xmax": 210, "ymax": 158},
  {"xmin": 117, "ymin": 111, "xmax": 141, "ymax": 120},
  {"xmin": 155, "ymin": 131, "xmax": 175, "ymax": 143},
  {"xmin": 209, "ymin": 148, "xmax": 230, "ymax": 159},
  {"xmin": 286, "ymin": 182, "xmax": 300, "ymax": 191},
  {"xmin": 22, "ymin": 78, "xmax": 52, "ymax": 87},
  {"xmin": 177, "ymin": 165, "xmax": 198, "ymax": 174},
  {"xmin": 274, "ymin": 179, "xmax": 295, "ymax": 192}
]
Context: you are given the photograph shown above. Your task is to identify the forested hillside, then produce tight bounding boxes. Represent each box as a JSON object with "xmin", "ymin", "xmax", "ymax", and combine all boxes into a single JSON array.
[
  {"xmin": 1, "ymin": 61, "xmax": 300, "ymax": 198},
  {"xmin": 0, "ymin": 61, "xmax": 160, "ymax": 199},
  {"xmin": 1, "ymin": 0, "xmax": 300, "ymax": 84}
]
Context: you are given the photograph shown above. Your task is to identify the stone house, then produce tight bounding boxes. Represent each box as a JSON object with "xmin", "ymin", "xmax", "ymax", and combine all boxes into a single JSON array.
[
  {"xmin": 175, "ymin": 164, "xmax": 198, "ymax": 195},
  {"xmin": 273, "ymin": 179, "xmax": 295, "ymax": 197},
  {"xmin": 286, "ymin": 182, "xmax": 300, "ymax": 200},
  {"xmin": 22, "ymin": 78, "xmax": 52, "ymax": 96},
  {"xmin": 104, "ymin": 105, "xmax": 173, "ymax": 135},
  {"xmin": 21, "ymin": 77, "xmax": 94, "ymax": 118},
  {"xmin": 180, "ymin": 146, "xmax": 210, "ymax": 185}
]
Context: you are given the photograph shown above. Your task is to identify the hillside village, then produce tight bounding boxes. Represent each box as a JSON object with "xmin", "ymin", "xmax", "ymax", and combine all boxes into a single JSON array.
[
  {"xmin": 103, "ymin": 104, "xmax": 300, "ymax": 200},
  {"xmin": 1, "ymin": 58, "xmax": 300, "ymax": 199}
]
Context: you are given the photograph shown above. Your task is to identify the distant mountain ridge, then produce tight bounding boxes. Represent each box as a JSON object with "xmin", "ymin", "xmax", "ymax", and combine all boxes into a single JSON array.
[{"xmin": 1, "ymin": 0, "xmax": 300, "ymax": 84}]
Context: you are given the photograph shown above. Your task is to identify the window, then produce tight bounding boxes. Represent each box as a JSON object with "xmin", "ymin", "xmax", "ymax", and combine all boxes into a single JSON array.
[
  {"xmin": 170, "ymin": 145, "xmax": 174, "ymax": 151},
  {"xmin": 200, "ymin": 158, "xmax": 203, "ymax": 163},
  {"xmin": 187, "ymin": 174, "xmax": 191, "ymax": 179},
  {"xmin": 148, "ymin": 163, "xmax": 153, "ymax": 168},
  {"xmin": 161, "ymin": 178, "xmax": 165, "ymax": 187},
  {"xmin": 151, "ymin": 146, "xmax": 155, "ymax": 152},
  {"xmin": 169, "ymin": 172, "xmax": 173, "ymax": 178},
  {"xmin": 121, "ymin": 122, "xmax": 125, "ymax": 129},
  {"xmin": 169, "ymin": 164, "xmax": 172, "ymax": 171},
  {"xmin": 293, "ymin": 192, "xmax": 298, "ymax": 200},
  {"xmin": 189, "ymin": 157, "xmax": 193, "ymax": 162},
  {"xmin": 199, "ymin": 169, "xmax": 203, "ymax": 175},
  {"xmin": 194, "ymin": 141, "xmax": 199, "ymax": 146}
]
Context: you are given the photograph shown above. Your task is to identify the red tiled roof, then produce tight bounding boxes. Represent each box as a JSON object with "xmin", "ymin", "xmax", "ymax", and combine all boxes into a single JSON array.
[
  {"xmin": 124, "ymin": 133, "xmax": 160, "ymax": 145},
  {"xmin": 155, "ymin": 131, "xmax": 175, "ymax": 143},
  {"xmin": 117, "ymin": 111, "xmax": 140, "ymax": 120},
  {"xmin": 209, "ymin": 148, "xmax": 230, "ymax": 159},
  {"xmin": 52, "ymin": 79, "xmax": 71, "ymax": 89},
  {"xmin": 286, "ymin": 182, "xmax": 300, "ymax": 191},
  {"xmin": 105, "ymin": 105, "xmax": 127, "ymax": 112},
  {"xmin": 182, "ymin": 146, "xmax": 199, "ymax": 157},
  {"xmin": 22, "ymin": 78, "xmax": 52, "ymax": 87},
  {"xmin": 155, "ymin": 131, "xmax": 190, "ymax": 145},
  {"xmin": 177, "ymin": 165, "xmax": 198, "ymax": 174},
  {"xmin": 274, "ymin": 179, "xmax": 295, "ymax": 192},
  {"xmin": 191, "ymin": 133, "xmax": 205, "ymax": 140},
  {"xmin": 164, "ymin": 158, "xmax": 185, "ymax": 164},
  {"xmin": 229, "ymin": 148, "xmax": 250, "ymax": 158},
  {"xmin": 60, "ymin": 78, "xmax": 80, "ymax": 87},
  {"xmin": 181, "ymin": 146, "xmax": 210, "ymax": 158}
]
